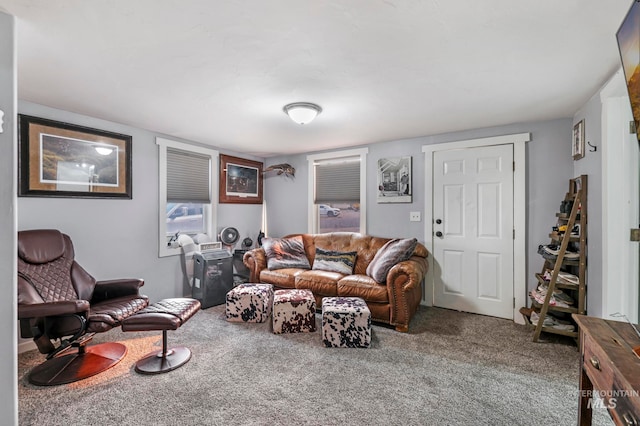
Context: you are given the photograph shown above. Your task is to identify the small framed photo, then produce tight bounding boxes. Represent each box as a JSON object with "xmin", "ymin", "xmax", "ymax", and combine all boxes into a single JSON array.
[
  {"xmin": 219, "ymin": 154, "xmax": 263, "ymax": 204},
  {"xmin": 572, "ymin": 120, "xmax": 585, "ymax": 161},
  {"xmin": 18, "ymin": 114, "xmax": 132, "ymax": 198},
  {"xmin": 377, "ymin": 156, "xmax": 412, "ymax": 203}
]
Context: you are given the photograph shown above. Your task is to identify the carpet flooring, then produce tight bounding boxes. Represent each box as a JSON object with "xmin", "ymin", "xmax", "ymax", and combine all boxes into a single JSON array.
[{"xmin": 18, "ymin": 305, "xmax": 614, "ymax": 426}]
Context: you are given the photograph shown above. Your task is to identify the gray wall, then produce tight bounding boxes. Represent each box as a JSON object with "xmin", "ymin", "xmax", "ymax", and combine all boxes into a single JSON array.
[
  {"xmin": 0, "ymin": 11, "xmax": 18, "ymax": 426},
  {"xmin": 17, "ymin": 101, "xmax": 264, "ymax": 342},
  {"xmin": 266, "ymin": 119, "xmax": 574, "ymax": 299},
  {"xmin": 572, "ymin": 90, "xmax": 604, "ymax": 317}
]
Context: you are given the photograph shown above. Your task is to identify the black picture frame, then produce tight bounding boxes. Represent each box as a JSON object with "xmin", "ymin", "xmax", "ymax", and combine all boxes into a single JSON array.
[
  {"xmin": 18, "ymin": 114, "xmax": 132, "ymax": 199},
  {"xmin": 377, "ymin": 156, "xmax": 412, "ymax": 203}
]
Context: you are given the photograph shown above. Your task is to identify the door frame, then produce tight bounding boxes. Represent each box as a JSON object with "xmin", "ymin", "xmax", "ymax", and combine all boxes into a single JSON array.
[
  {"xmin": 600, "ymin": 69, "xmax": 640, "ymax": 323},
  {"xmin": 422, "ymin": 133, "xmax": 530, "ymax": 324}
]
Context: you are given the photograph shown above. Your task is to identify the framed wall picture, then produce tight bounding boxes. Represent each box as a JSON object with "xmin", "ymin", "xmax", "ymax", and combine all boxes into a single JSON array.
[
  {"xmin": 18, "ymin": 114, "xmax": 132, "ymax": 198},
  {"xmin": 572, "ymin": 119, "xmax": 585, "ymax": 161},
  {"xmin": 219, "ymin": 154, "xmax": 263, "ymax": 204},
  {"xmin": 377, "ymin": 156, "xmax": 412, "ymax": 203}
]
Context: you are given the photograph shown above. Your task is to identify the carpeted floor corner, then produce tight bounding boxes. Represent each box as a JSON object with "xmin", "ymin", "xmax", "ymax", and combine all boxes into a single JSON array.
[{"xmin": 18, "ymin": 305, "xmax": 614, "ymax": 426}]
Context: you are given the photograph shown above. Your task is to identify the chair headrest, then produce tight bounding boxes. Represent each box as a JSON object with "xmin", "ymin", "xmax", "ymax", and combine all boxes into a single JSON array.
[{"xmin": 18, "ymin": 229, "xmax": 67, "ymax": 264}]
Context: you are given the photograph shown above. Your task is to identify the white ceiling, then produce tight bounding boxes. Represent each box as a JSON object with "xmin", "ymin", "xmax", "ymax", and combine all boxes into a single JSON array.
[{"xmin": 0, "ymin": 1, "xmax": 633, "ymax": 157}]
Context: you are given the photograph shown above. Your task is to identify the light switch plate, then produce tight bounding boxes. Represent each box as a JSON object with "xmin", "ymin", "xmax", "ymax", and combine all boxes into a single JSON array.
[{"xmin": 410, "ymin": 211, "xmax": 421, "ymax": 222}]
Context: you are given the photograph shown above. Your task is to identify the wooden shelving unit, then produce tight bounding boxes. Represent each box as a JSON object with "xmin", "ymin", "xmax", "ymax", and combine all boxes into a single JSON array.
[{"xmin": 523, "ymin": 175, "xmax": 587, "ymax": 342}]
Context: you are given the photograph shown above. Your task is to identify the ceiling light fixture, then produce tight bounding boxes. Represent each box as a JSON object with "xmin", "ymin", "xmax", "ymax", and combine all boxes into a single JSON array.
[{"xmin": 283, "ymin": 102, "xmax": 322, "ymax": 125}]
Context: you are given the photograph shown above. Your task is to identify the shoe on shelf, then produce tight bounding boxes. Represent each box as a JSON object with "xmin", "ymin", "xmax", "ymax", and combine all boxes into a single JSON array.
[
  {"xmin": 557, "ymin": 272, "xmax": 579, "ymax": 285},
  {"xmin": 537, "ymin": 244, "xmax": 580, "ymax": 260},
  {"xmin": 553, "ymin": 291, "xmax": 574, "ymax": 305},
  {"xmin": 563, "ymin": 251, "xmax": 580, "ymax": 259},
  {"xmin": 531, "ymin": 288, "xmax": 570, "ymax": 308},
  {"xmin": 535, "ymin": 284, "xmax": 574, "ymax": 305},
  {"xmin": 542, "ymin": 270, "xmax": 579, "ymax": 286},
  {"xmin": 530, "ymin": 311, "xmax": 575, "ymax": 332}
]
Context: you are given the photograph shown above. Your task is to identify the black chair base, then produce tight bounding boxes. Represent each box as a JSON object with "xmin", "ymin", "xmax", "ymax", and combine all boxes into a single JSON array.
[
  {"xmin": 134, "ymin": 345, "xmax": 191, "ymax": 375},
  {"xmin": 28, "ymin": 342, "xmax": 127, "ymax": 386}
]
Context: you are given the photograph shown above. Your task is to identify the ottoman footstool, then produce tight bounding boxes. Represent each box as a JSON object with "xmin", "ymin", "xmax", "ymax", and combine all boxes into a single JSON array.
[
  {"xmin": 273, "ymin": 289, "xmax": 316, "ymax": 334},
  {"xmin": 121, "ymin": 298, "xmax": 201, "ymax": 374},
  {"xmin": 225, "ymin": 283, "xmax": 274, "ymax": 323},
  {"xmin": 322, "ymin": 297, "xmax": 371, "ymax": 348}
]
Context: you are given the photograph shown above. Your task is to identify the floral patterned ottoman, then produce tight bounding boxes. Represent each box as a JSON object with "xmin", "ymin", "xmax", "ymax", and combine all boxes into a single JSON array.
[
  {"xmin": 272, "ymin": 289, "xmax": 316, "ymax": 334},
  {"xmin": 225, "ymin": 283, "xmax": 274, "ymax": 323},
  {"xmin": 322, "ymin": 297, "xmax": 371, "ymax": 348}
]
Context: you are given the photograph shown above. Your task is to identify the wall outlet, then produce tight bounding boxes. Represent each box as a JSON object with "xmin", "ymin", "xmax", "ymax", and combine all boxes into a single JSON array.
[{"xmin": 410, "ymin": 211, "xmax": 421, "ymax": 222}]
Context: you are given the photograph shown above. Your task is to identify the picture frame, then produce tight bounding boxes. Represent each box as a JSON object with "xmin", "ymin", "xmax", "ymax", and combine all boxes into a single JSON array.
[
  {"xmin": 377, "ymin": 156, "xmax": 412, "ymax": 203},
  {"xmin": 219, "ymin": 154, "xmax": 263, "ymax": 204},
  {"xmin": 18, "ymin": 114, "xmax": 132, "ymax": 199},
  {"xmin": 572, "ymin": 120, "xmax": 585, "ymax": 161}
]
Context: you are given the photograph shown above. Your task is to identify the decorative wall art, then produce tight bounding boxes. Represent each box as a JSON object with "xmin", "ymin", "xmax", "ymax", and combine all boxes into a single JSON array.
[
  {"xmin": 572, "ymin": 119, "xmax": 585, "ymax": 161},
  {"xmin": 377, "ymin": 156, "xmax": 412, "ymax": 203},
  {"xmin": 18, "ymin": 114, "xmax": 132, "ymax": 198},
  {"xmin": 219, "ymin": 154, "xmax": 263, "ymax": 204}
]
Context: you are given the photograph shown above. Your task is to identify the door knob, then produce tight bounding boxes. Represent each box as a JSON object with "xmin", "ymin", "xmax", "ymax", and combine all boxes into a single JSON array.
[
  {"xmin": 435, "ymin": 231, "xmax": 443, "ymax": 238},
  {"xmin": 436, "ymin": 219, "xmax": 442, "ymax": 224}
]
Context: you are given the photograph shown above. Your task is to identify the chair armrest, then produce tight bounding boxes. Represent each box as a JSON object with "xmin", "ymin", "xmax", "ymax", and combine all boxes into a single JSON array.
[
  {"xmin": 91, "ymin": 278, "xmax": 145, "ymax": 303},
  {"xmin": 18, "ymin": 300, "xmax": 90, "ymax": 320},
  {"xmin": 244, "ymin": 248, "xmax": 267, "ymax": 282}
]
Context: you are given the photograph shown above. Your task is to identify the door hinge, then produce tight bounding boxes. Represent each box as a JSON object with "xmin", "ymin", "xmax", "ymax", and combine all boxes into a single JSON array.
[
  {"xmin": 513, "ymin": 229, "xmax": 515, "ymax": 240},
  {"xmin": 631, "ymin": 120, "xmax": 637, "ymax": 135},
  {"xmin": 513, "ymin": 298, "xmax": 516, "ymax": 309},
  {"xmin": 513, "ymin": 161, "xmax": 515, "ymax": 171}
]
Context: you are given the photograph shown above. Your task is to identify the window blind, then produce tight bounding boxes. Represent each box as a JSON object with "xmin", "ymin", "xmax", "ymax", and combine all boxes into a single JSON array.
[
  {"xmin": 314, "ymin": 159, "xmax": 360, "ymax": 203},
  {"xmin": 167, "ymin": 148, "xmax": 211, "ymax": 203}
]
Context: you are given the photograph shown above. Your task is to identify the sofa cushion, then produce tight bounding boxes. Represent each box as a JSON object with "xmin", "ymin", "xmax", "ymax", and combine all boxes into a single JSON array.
[
  {"xmin": 337, "ymin": 275, "xmax": 389, "ymax": 303},
  {"xmin": 295, "ymin": 270, "xmax": 340, "ymax": 296},
  {"xmin": 263, "ymin": 236, "xmax": 311, "ymax": 270},
  {"xmin": 312, "ymin": 247, "xmax": 357, "ymax": 275},
  {"xmin": 259, "ymin": 268, "xmax": 305, "ymax": 289},
  {"xmin": 366, "ymin": 238, "xmax": 418, "ymax": 283}
]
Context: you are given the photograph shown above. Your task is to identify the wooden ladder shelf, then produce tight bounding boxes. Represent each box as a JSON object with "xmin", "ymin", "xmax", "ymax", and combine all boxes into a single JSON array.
[{"xmin": 525, "ymin": 175, "xmax": 587, "ymax": 342}]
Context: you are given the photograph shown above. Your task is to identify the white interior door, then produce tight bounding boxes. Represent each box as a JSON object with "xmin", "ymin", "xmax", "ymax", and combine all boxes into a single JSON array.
[{"xmin": 432, "ymin": 144, "xmax": 514, "ymax": 319}]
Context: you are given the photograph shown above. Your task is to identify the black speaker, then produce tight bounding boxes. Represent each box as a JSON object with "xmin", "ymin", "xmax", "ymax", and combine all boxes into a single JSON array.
[
  {"xmin": 192, "ymin": 250, "xmax": 233, "ymax": 308},
  {"xmin": 233, "ymin": 249, "xmax": 250, "ymax": 283}
]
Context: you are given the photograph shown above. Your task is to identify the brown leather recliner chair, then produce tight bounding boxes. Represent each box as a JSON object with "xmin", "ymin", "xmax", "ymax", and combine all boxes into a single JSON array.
[{"xmin": 17, "ymin": 229, "xmax": 149, "ymax": 386}]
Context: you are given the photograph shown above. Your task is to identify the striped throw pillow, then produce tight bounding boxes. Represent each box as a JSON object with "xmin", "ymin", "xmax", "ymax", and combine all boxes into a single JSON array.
[{"xmin": 312, "ymin": 247, "xmax": 357, "ymax": 275}]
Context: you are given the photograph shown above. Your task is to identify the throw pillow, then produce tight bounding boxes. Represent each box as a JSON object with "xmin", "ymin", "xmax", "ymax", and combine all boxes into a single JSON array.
[
  {"xmin": 312, "ymin": 247, "xmax": 357, "ymax": 275},
  {"xmin": 366, "ymin": 238, "xmax": 418, "ymax": 283},
  {"xmin": 262, "ymin": 236, "xmax": 311, "ymax": 270}
]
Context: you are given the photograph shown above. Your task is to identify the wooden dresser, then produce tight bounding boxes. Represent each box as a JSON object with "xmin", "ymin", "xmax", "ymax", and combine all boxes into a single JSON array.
[{"xmin": 573, "ymin": 315, "xmax": 640, "ymax": 425}]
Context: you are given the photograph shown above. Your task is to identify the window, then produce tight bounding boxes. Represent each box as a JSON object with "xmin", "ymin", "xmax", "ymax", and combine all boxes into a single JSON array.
[
  {"xmin": 157, "ymin": 138, "xmax": 218, "ymax": 257},
  {"xmin": 307, "ymin": 148, "xmax": 368, "ymax": 234}
]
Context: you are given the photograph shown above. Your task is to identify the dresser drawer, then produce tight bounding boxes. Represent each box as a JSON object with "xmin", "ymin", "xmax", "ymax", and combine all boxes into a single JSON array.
[
  {"xmin": 582, "ymin": 331, "xmax": 615, "ymax": 392},
  {"xmin": 611, "ymin": 393, "xmax": 639, "ymax": 425}
]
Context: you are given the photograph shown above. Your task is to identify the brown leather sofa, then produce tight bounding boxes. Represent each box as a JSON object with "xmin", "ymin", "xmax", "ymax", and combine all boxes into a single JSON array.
[{"xmin": 243, "ymin": 232, "xmax": 429, "ymax": 332}]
